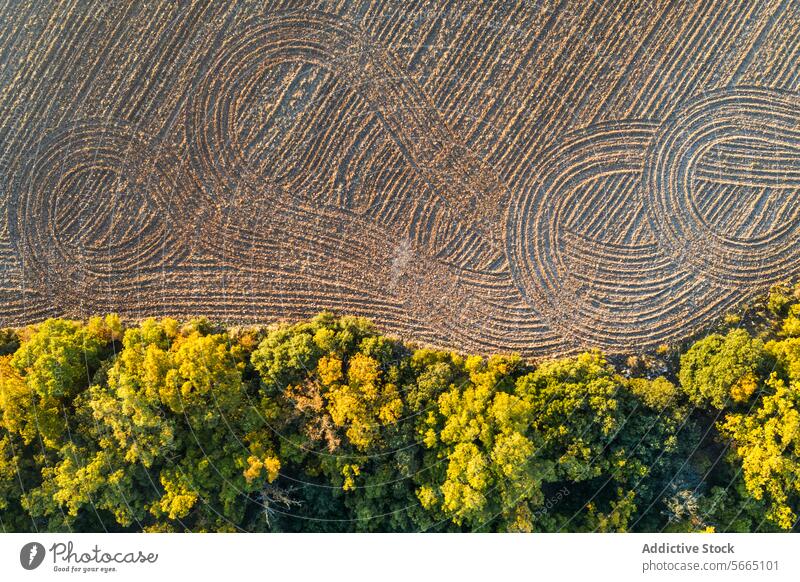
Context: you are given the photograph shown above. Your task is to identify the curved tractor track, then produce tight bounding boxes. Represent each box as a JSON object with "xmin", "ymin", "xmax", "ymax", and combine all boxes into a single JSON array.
[
  {"xmin": 185, "ymin": 11, "xmax": 508, "ymax": 273},
  {"xmin": 1, "ymin": 2, "xmax": 799, "ymax": 356},
  {"xmin": 7, "ymin": 121, "xmax": 191, "ymax": 312}
]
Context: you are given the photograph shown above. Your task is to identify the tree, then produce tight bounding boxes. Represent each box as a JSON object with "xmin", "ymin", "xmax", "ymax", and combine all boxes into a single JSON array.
[
  {"xmin": 679, "ymin": 329, "xmax": 767, "ymax": 409},
  {"xmin": 0, "ymin": 309, "xmax": 790, "ymax": 533},
  {"xmin": 23, "ymin": 318, "xmax": 282, "ymax": 532},
  {"xmin": 720, "ymin": 373, "xmax": 800, "ymax": 529}
]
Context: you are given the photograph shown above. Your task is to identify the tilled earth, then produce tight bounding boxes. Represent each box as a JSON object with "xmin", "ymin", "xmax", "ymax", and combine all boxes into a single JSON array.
[{"xmin": 1, "ymin": 0, "xmax": 799, "ymax": 356}]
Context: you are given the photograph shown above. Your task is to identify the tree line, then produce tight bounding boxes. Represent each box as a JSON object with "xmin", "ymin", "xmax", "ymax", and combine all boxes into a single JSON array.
[{"xmin": 2, "ymin": 285, "xmax": 800, "ymax": 532}]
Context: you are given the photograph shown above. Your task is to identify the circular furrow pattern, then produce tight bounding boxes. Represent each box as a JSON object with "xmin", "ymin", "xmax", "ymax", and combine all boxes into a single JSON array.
[
  {"xmin": 7, "ymin": 120, "xmax": 190, "ymax": 311},
  {"xmin": 508, "ymin": 87, "xmax": 800, "ymax": 350},
  {"xmin": 644, "ymin": 87, "xmax": 800, "ymax": 286},
  {"xmin": 4, "ymin": 4, "xmax": 800, "ymax": 358},
  {"xmin": 507, "ymin": 121, "xmax": 705, "ymax": 349},
  {"xmin": 176, "ymin": 8, "xmax": 549, "ymax": 352},
  {"xmin": 184, "ymin": 9, "xmax": 507, "ymax": 275}
]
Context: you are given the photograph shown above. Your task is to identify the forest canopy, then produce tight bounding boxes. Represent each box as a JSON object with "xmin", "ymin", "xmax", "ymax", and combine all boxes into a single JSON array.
[{"xmin": 2, "ymin": 285, "xmax": 800, "ymax": 532}]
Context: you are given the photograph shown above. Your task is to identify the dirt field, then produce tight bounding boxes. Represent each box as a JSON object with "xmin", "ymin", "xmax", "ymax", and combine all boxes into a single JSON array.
[{"xmin": 0, "ymin": 0, "xmax": 798, "ymax": 356}]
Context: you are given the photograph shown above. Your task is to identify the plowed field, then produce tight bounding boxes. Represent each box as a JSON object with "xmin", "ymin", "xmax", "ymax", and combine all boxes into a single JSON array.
[{"xmin": 1, "ymin": 1, "xmax": 799, "ymax": 355}]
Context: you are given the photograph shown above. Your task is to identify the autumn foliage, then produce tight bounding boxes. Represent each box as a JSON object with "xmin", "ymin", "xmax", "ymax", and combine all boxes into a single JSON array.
[{"xmin": 2, "ymin": 293, "xmax": 800, "ymax": 532}]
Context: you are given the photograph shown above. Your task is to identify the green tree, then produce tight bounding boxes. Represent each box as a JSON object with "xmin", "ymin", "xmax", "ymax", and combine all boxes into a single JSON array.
[
  {"xmin": 679, "ymin": 329, "xmax": 767, "ymax": 409},
  {"xmin": 720, "ymin": 373, "xmax": 800, "ymax": 529}
]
